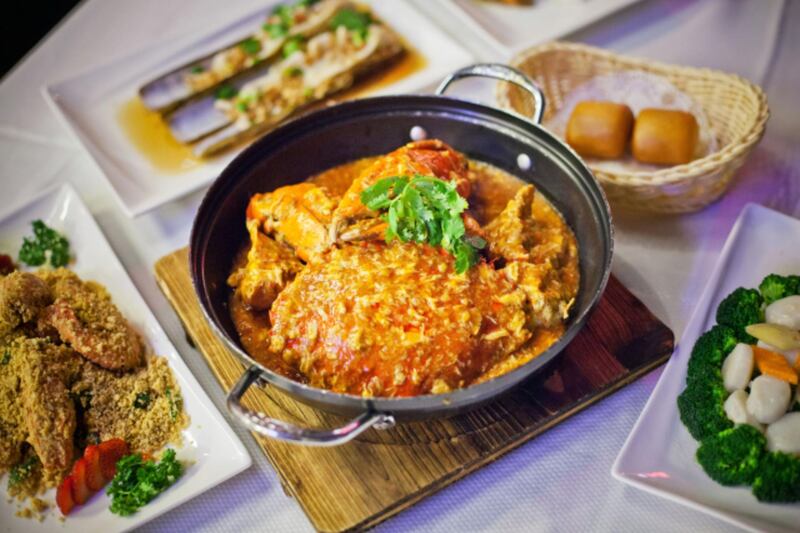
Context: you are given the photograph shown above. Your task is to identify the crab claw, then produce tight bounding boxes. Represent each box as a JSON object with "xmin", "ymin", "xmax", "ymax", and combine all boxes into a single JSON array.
[{"xmin": 246, "ymin": 183, "xmax": 338, "ymax": 262}]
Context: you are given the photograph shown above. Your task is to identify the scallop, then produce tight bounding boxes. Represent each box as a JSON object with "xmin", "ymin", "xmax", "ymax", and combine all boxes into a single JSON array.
[
  {"xmin": 757, "ymin": 340, "xmax": 799, "ymax": 366},
  {"xmin": 765, "ymin": 412, "xmax": 800, "ymax": 455},
  {"xmin": 765, "ymin": 295, "xmax": 800, "ymax": 330},
  {"xmin": 723, "ymin": 389, "xmax": 763, "ymax": 431},
  {"xmin": 746, "ymin": 375, "xmax": 792, "ymax": 424},
  {"xmin": 721, "ymin": 343, "xmax": 754, "ymax": 392}
]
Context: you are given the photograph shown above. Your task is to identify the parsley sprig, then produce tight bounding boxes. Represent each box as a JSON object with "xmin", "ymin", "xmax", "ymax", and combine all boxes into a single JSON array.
[
  {"xmin": 360, "ymin": 174, "xmax": 485, "ymax": 273},
  {"xmin": 18, "ymin": 220, "xmax": 70, "ymax": 268},
  {"xmin": 9, "ymin": 455, "xmax": 39, "ymax": 487},
  {"xmin": 107, "ymin": 449, "xmax": 183, "ymax": 516}
]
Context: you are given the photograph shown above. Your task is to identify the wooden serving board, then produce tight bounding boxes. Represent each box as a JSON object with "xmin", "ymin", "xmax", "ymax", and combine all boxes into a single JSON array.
[{"xmin": 155, "ymin": 248, "xmax": 673, "ymax": 532}]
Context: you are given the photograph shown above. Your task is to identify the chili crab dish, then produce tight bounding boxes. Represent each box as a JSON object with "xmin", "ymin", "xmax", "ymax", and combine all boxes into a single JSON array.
[{"xmin": 227, "ymin": 139, "xmax": 579, "ymax": 398}]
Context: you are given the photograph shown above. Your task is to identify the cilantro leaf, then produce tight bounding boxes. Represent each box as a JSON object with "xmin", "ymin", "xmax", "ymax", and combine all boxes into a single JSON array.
[{"xmin": 360, "ymin": 174, "xmax": 485, "ymax": 273}]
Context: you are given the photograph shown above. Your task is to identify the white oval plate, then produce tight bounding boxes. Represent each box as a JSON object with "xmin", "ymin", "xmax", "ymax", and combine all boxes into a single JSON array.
[
  {"xmin": 0, "ymin": 183, "xmax": 251, "ymax": 532},
  {"xmin": 612, "ymin": 203, "xmax": 800, "ymax": 533}
]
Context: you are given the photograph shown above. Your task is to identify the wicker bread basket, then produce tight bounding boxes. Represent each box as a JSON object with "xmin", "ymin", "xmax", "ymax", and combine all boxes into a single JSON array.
[{"xmin": 497, "ymin": 42, "xmax": 769, "ymax": 213}]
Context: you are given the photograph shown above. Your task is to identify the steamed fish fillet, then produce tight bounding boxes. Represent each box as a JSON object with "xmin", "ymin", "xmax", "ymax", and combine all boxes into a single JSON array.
[
  {"xmin": 186, "ymin": 0, "xmax": 350, "ymax": 93},
  {"xmin": 138, "ymin": 0, "xmax": 348, "ymax": 113},
  {"xmin": 193, "ymin": 24, "xmax": 404, "ymax": 157}
]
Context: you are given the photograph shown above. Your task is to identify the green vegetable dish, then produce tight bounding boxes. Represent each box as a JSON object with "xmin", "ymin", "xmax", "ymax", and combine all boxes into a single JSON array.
[{"xmin": 678, "ymin": 273, "xmax": 800, "ymax": 502}]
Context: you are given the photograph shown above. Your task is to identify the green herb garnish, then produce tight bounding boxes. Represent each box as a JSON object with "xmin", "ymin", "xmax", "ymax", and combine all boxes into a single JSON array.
[
  {"xmin": 239, "ymin": 37, "xmax": 262, "ymax": 56},
  {"xmin": 272, "ymin": 4, "xmax": 294, "ymax": 26},
  {"xmin": 360, "ymin": 175, "xmax": 485, "ymax": 273},
  {"xmin": 107, "ymin": 449, "xmax": 183, "ymax": 516},
  {"xmin": 9, "ymin": 455, "xmax": 39, "ymax": 487},
  {"xmin": 133, "ymin": 391, "xmax": 152, "ymax": 410},
  {"xmin": 283, "ymin": 66, "xmax": 303, "ymax": 78},
  {"xmin": 190, "ymin": 65, "xmax": 205, "ymax": 74},
  {"xmin": 18, "ymin": 220, "xmax": 70, "ymax": 268},
  {"xmin": 263, "ymin": 22, "xmax": 288, "ymax": 38},
  {"xmin": 215, "ymin": 85, "xmax": 237, "ymax": 100},
  {"xmin": 281, "ymin": 35, "xmax": 304, "ymax": 58},
  {"xmin": 1, "ymin": 349, "xmax": 10, "ymax": 365},
  {"xmin": 166, "ymin": 387, "xmax": 182, "ymax": 421},
  {"xmin": 270, "ymin": 0, "xmax": 318, "ymax": 28},
  {"xmin": 330, "ymin": 7, "xmax": 371, "ymax": 43}
]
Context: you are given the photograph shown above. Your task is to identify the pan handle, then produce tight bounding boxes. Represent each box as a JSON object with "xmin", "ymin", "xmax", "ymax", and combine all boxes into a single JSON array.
[
  {"xmin": 435, "ymin": 63, "xmax": 546, "ymax": 125},
  {"xmin": 227, "ymin": 366, "xmax": 396, "ymax": 446}
]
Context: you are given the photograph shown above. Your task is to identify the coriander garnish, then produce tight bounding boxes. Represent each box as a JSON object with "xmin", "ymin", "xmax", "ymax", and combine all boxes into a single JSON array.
[
  {"xmin": 1, "ymin": 349, "xmax": 10, "ymax": 365},
  {"xmin": 360, "ymin": 174, "xmax": 486, "ymax": 273}
]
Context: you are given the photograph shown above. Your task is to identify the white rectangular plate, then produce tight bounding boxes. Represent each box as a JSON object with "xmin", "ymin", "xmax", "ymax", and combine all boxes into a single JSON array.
[
  {"xmin": 0, "ymin": 184, "xmax": 251, "ymax": 532},
  {"xmin": 439, "ymin": 0, "xmax": 641, "ymax": 57},
  {"xmin": 42, "ymin": 1, "xmax": 473, "ymax": 217},
  {"xmin": 612, "ymin": 204, "xmax": 800, "ymax": 533}
]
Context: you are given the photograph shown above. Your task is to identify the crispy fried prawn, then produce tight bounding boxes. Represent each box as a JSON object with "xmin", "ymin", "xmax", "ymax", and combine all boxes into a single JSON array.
[{"xmin": 39, "ymin": 269, "xmax": 144, "ymax": 371}]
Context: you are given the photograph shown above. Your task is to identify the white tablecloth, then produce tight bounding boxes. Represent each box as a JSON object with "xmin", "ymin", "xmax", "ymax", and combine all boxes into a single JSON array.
[{"xmin": 1, "ymin": 0, "xmax": 798, "ymax": 531}]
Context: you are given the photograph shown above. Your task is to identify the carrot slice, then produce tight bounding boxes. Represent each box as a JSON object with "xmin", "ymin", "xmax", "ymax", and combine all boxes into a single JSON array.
[{"xmin": 753, "ymin": 345, "xmax": 798, "ymax": 384}]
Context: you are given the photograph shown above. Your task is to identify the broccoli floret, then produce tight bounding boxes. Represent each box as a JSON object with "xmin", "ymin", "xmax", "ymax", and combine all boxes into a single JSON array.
[
  {"xmin": 759, "ymin": 274, "xmax": 800, "ymax": 305},
  {"xmin": 696, "ymin": 425, "xmax": 765, "ymax": 486},
  {"xmin": 716, "ymin": 287, "xmax": 763, "ymax": 343},
  {"xmin": 751, "ymin": 451, "xmax": 800, "ymax": 503},
  {"xmin": 686, "ymin": 325, "xmax": 738, "ymax": 386},
  {"xmin": 678, "ymin": 380, "xmax": 733, "ymax": 441}
]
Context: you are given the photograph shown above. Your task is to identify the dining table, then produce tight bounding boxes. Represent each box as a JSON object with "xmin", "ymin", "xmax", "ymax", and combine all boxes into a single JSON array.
[{"xmin": 1, "ymin": 0, "xmax": 798, "ymax": 531}]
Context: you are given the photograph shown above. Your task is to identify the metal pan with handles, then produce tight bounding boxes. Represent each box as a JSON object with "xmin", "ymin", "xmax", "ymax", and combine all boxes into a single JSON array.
[{"xmin": 190, "ymin": 64, "xmax": 614, "ymax": 446}]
